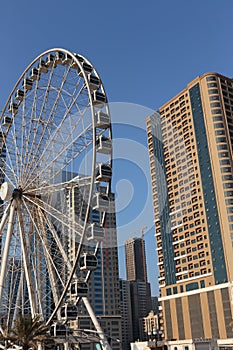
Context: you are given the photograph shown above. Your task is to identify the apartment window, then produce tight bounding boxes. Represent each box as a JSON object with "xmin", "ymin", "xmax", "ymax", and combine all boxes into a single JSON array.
[
  {"xmin": 213, "ymin": 116, "xmax": 222, "ymax": 121},
  {"xmin": 225, "ymin": 191, "xmax": 233, "ymax": 197},
  {"xmin": 208, "ymin": 89, "xmax": 218, "ymax": 94},
  {"xmin": 216, "ymin": 137, "xmax": 227, "ymax": 143},
  {"xmin": 211, "ymin": 102, "xmax": 221, "ymax": 108},
  {"xmin": 208, "ymin": 82, "xmax": 217, "ymax": 88},
  {"xmin": 222, "ymin": 174, "xmax": 233, "ymax": 181},
  {"xmin": 220, "ymin": 159, "xmax": 230, "ymax": 165},
  {"xmin": 218, "ymin": 151, "xmax": 229, "ymax": 158},
  {"xmin": 215, "ymin": 130, "xmax": 225, "ymax": 136},
  {"xmin": 217, "ymin": 144, "xmax": 228, "ymax": 150},
  {"xmin": 214, "ymin": 123, "xmax": 224, "ymax": 129},
  {"xmin": 211, "ymin": 109, "xmax": 222, "ymax": 114},
  {"xmin": 206, "ymin": 76, "xmax": 216, "ymax": 82},
  {"xmin": 209, "ymin": 95, "xmax": 219, "ymax": 101}
]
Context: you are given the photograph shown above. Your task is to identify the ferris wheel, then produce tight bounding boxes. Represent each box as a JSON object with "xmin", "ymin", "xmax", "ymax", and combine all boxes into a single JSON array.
[{"xmin": 0, "ymin": 48, "xmax": 113, "ymax": 349}]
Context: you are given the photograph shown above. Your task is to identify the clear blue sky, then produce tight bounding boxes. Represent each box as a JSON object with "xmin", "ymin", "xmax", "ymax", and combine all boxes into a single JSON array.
[{"xmin": 0, "ymin": 0, "xmax": 233, "ymax": 295}]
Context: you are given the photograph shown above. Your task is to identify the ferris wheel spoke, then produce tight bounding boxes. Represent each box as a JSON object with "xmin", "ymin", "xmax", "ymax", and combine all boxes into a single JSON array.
[
  {"xmin": 18, "ymin": 73, "xmax": 43, "ymax": 182},
  {"xmin": 21, "ymin": 70, "xmax": 55, "ymax": 181},
  {"xmin": 0, "ymin": 135, "xmax": 19, "ymax": 186},
  {"xmin": 21, "ymin": 65, "xmax": 71, "ymax": 182},
  {"xmin": 0, "ymin": 158, "xmax": 19, "ymax": 188},
  {"xmin": 16, "ymin": 200, "xmax": 37, "ymax": 317},
  {"xmin": 23, "ymin": 83, "xmax": 90, "ymax": 190},
  {"xmin": 24, "ymin": 179, "xmax": 77, "ymax": 196},
  {"xmin": 22, "ymin": 198, "xmax": 65, "ymax": 290},
  {"xmin": 7, "ymin": 121, "xmax": 21, "ymax": 184},
  {"xmin": 23, "ymin": 175, "xmax": 92, "ymax": 196},
  {"xmin": 23, "ymin": 194, "xmax": 83, "ymax": 238},
  {"xmin": 38, "ymin": 207, "xmax": 75, "ymax": 276},
  {"xmin": 23, "ymin": 121, "xmax": 93, "ymax": 191},
  {"xmin": 22, "ymin": 73, "xmax": 86, "ymax": 188}
]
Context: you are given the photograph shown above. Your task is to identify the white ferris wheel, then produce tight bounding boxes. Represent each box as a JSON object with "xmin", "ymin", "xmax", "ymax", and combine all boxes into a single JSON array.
[{"xmin": 0, "ymin": 48, "xmax": 113, "ymax": 350}]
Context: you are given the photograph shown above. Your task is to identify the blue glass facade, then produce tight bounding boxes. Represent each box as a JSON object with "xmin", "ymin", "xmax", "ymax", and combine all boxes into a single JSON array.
[
  {"xmin": 151, "ymin": 114, "xmax": 176, "ymax": 286},
  {"xmin": 189, "ymin": 83, "xmax": 227, "ymax": 284}
]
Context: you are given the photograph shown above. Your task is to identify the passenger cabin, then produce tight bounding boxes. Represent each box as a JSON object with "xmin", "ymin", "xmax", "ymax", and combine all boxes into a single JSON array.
[
  {"xmin": 79, "ymin": 253, "xmax": 98, "ymax": 271},
  {"xmin": 30, "ymin": 68, "xmax": 40, "ymax": 81},
  {"xmin": 50, "ymin": 323, "xmax": 66, "ymax": 338},
  {"xmin": 22, "ymin": 78, "xmax": 33, "ymax": 91},
  {"xmin": 92, "ymin": 192, "xmax": 109, "ymax": 212},
  {"xmin": 78, "ymin": 62, "xmax": 93, "ymax": 77},
  {"xmin": 61, "ymin": 303, "xmax": 78, "ymax": 320},
  {"xmin": 95, "ymin": 111, "xmax": 110, "ymax": 129},
  {"xmin": 63, "ymin": 53, "xmax": 73, "ymax": 65},
  {"xmin": 96, "ymin": 163, "xmax": 112, "ymax": 182},
  {"xmin": 70, "ymin": 281, "xmax": 88, "ymax": 297},
  {"xmin": 88, "ymin": 74, "xmax": 100, "ymax": 91},
  {"xmin": 8, "ymin": 102, "xmax": 18, "ymax": 114},
  {"xmin": 38, "ymin": 59, "xmax": 48, "ymax": 73},
  {"xmin": 72, "ymin": 54, "xmax": 84, "ymax": 69},
  {"xmin": 46, "ymin": 54, "xmax": 56, "ymax": 68},
  {"xmin": 56, "ymin": 51, "xmax": 65, "ymax": 64},
  {"xmin": 3, "ymin": 116, "xmax": 13, "ymax": 126},
  {"xmin": 96, "ymin": 136, "xmax": 111, "ymax": 154},
  {"xmin": 15, "ymin": 89, "xmax": 25, "ymax": 101},
  {"xmin": 86, "ymin": 222, "xmax": 105, "ymax": 241},
  {"xmin": 92, "ymin": 91, "xmax": 106, "ymax": 108}
]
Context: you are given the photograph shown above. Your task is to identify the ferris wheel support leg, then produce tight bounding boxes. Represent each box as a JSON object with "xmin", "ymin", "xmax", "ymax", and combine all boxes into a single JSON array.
[
  {"xmin": 0, "ymin": 200, "xmax": 16, "ymax": 305},
  {"xmin": 17, "ymin": 200, "xmax": 37, "ymax": 317},
  {"xmin": 0, "ymin": 202, "xmax": 11, "ymax": 235},
  {"xmin": 37, "ymin": 342, "xmax": 42, "ymax": 350},
  {"xmin": 82, "ymin": 297, "xmax": 112, "ymax": 350}
]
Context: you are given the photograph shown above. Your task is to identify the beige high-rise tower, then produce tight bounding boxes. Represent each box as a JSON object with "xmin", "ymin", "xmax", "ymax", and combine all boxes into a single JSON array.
[{"xmin": 147, "ymin": 73, "xmax": 233, "ymax": 343}]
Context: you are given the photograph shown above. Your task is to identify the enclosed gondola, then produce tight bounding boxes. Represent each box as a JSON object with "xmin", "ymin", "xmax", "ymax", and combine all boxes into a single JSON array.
[
  {"xmin": 79, "ymin": 253, "xmax": 98, "ymax": 271},
  {"xmin": 86, "ymin": 222, "xmax": 105, "ymax": 241},
  {"xmin": 70, "ymin": 280, "xmax": 88, "ymax": 297}
]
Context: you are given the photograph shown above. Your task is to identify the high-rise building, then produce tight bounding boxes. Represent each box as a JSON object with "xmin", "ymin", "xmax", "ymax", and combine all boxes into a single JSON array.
[
  {"xmin": 119, "ymin": 279, "xmax": 133, "ymax": 350},
  {"xmin": 151, "ymin": 296, "xmax": 159, "ymax": 314},
  {"xmin": 147, "ymin": 73, "xmax": 233, "ymax": 342},
  {"xmin": 130, "ymin": 281, "xmax": 152, "ymax": 341},
  {"xmin": 125, "ymin": 237, "xmax": 147, "ymax": 282},
  {"xmin": 124, "ymin": 237, "xmax": 152, "ymax": 342}
]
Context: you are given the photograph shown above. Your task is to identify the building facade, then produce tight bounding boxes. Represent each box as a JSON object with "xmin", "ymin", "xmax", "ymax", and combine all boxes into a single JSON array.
[
  {"xmin": 124, "ymin": 237, "xmax": 152, "ymax": 342},
  {"xmin": 130, "ymin": 281, "xmax": 152, "ymax": 341},
  {"xmin": 139, "ymin": 310, "xmax": 160, "ymax": 341},
  {"xmin": 146, "ymin": 73, "xmax": 233, "ymax": 342},
  {"xmin": 125, "ymin": 237, "xmax": 147, "ymax": 282},
  {"xmin": 119, "ymin": 279, "xmax": 134, "ymax": 350}
]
